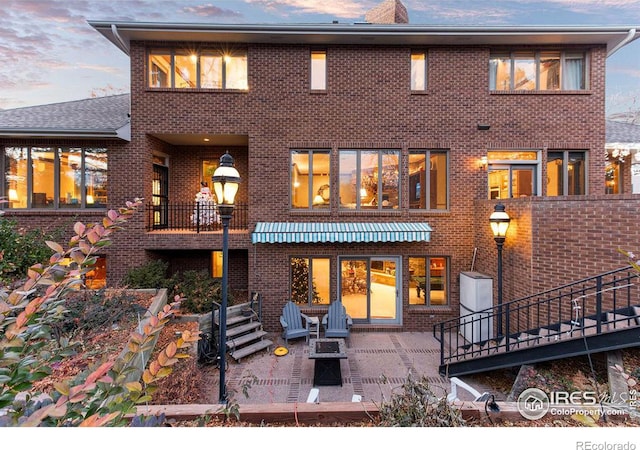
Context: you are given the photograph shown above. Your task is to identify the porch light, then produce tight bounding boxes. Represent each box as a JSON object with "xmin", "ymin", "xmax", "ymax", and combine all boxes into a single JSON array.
[{"xmin": 212, "ymin": 151, "xmax": 241, "ymax": 213}]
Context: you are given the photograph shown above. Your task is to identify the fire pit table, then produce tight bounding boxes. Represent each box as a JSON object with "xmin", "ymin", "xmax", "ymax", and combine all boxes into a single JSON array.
[{"xmin": 308, "ymin": 338, "xmax": 347, "ymax": 386}]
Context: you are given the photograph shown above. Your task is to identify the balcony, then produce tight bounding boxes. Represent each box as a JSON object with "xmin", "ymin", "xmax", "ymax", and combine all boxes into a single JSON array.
[{"xmin": 145, "ymin": 202, "xmax": 249, "ymax": 233}]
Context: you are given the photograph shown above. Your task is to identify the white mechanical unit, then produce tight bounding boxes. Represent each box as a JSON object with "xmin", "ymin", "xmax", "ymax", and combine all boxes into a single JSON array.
[{"xmin": 459, "ymin": 271, "xmax": 494, "ymax": 343}]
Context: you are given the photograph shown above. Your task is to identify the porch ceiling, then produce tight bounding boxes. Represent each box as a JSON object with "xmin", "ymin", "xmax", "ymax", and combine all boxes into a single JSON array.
[{"xmin": 150, "ymin": 133, "xmax": 248, "ymax": 146}]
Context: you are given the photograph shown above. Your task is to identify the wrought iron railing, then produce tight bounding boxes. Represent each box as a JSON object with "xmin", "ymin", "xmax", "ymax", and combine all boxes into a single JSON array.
[
  {"xmin": 145, "ymin": 202, "xmax": 249, "ymax": 232},
  {"xmin": 434, "ymin": 266, "xmax": 640, "ymax": 369}
]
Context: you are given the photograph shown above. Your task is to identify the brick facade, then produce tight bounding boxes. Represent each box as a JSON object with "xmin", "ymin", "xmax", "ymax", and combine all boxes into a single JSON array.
[{"xmin": 3, "ymin": 30, "xmax": 637, "ymax": 334}]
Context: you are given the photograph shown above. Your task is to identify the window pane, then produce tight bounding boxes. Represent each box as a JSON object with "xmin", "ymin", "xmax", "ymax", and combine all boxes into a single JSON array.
[
  {"xmin": 605, "ymin": 162, "xmax": 620, "ymax": 194},
  {"xmin": 225, "ymin": 54, "xmax": 248, "ymax": 89},
  {"xmin": 430, "ymin": 152, "xmax": 447, "ymax": 209},
  {"xmin": 311, "ymin": 258, "xmax": 330, "ymax": 305},
  {"xmin": 311, "ymin": 51, "xmax": 326, "ymax": 90},
  {"xmin": 564, "ymin": 54, "xmax": 585, "ymax": 90},
  {"xmin": 339, "ymin": 151, "xmax": 357, "ymax": 208},
  {"xmin": 32, "ymin": 147, "xmax": 54, "ymax": 208},
  {"xmin": 311, "ymin": 151, "xmax": 330, "ymax": 209},
  {"xmin": 291, "ymin": 151, "xmax": 309, "ymax": 209},
  {"xmin": 85, "ymin": 256, "xmax": 106, "ymax": 289},
  {"xmin": 409, "ymin": 152, "xmax": 426, "ymax": 209},
  {"xmin": 201, "ymin": 54, "xmax": 222, "ymax": 88},
  {"xmin": 547, "ymin": 152, "xmax": 563, "ymax": 196},
  {"xmin": 59, "ymin": 148, "xmax": 82, "ymax": 209},
  {"xmin": 540, "ymin": 52, "xmax": 560, "ymax": 90},
  {"xmin": 514, "ymin": 53, "xmax": 536, "ymax": 90},
  {"xmin": 149, "ymin": 51, "xmax": 171, "ymax": 88},
  {"xmin": 175, "ymin": 52, "xmax": 197, "ymax": 88},
  {"xmin": 409, "ymin": 257, "xmax": 426, "ymax": 305},
  {"xmin": 361, "ymin": 151, "xmax": 379, "ymax": 208},
  {"xmin": 4, "ymin": 147, "xmax": 28, "ymax": 209},
  {"xmin": 411, "ymin": 52, "xmax": 426, "ymax": 90},
  {"xmin": 489, "ymin": 55, "xmax": 511, "ymax": 90},
  {"xmin": 488, "ymin": 169, "xmax": 509, "ymax": 199},
  {"xmin": 380, "ymin": 151, "xmax": 399, "ymax": 209},
  {"xmin": 568, "ymin": 152, "xmax": 585, "ymax": 195},
  {"xmin": 429, "ymin": 257, "xmax": 447, "ymax": 305},
  {"xmin": 511, "ymin": 167, "xmax": 534, "ymax": 197},
  {"xmin": 85, "ymin": 148, "xmax": 107, "ymax": 208}
]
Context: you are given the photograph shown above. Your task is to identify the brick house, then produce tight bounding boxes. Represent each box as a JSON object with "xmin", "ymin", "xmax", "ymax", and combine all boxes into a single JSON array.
[{"xmin": 1, "ymin": 8, "xmax": 640, "ymax": 334}]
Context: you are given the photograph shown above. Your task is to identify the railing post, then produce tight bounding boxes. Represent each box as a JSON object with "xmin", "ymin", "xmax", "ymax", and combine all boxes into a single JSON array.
[
  {"xmin": 504, "ymin": 302, "xmax": 510, "ymax": 351},
  {"xmin": 439, "ymin": 322, "xmax": 445, "ymax": 367},
  {"xmin": 596, "ymin": 275, "xmax": 602, "ymax": 334}
]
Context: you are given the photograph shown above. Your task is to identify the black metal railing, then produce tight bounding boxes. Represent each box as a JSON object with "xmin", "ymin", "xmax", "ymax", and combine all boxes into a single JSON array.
[
  {"xmin": 145, "ymin": 202, "xmax": 248, "ymax": 232},
  {"xmin": 434, "ymin": 266, "xmax": 640, "ymax": 369}
]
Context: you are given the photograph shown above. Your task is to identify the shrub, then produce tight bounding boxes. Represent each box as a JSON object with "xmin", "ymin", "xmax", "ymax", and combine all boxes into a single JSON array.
[
  {"xmin": 122, "ymin": 259, "xmax": 170, "ymax": 289},
  {"xmin": 170, "ymin": 270, "xmax": 234, "ymax": 314}
]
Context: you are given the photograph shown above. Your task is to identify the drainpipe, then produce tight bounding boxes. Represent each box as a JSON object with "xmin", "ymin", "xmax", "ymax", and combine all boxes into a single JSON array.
[
  {"xmin": 111, "ymin": 24, "xmax": 130, "ymax": 56},
  {"xmin": 608, "ymin": 28, "xmax": 636, "ymax": 57}
]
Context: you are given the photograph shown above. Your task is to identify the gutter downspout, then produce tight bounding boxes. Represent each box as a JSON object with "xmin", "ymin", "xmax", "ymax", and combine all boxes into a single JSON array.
[
  {"xmin": 608, "ymin": 28, "xmax": 636, "ymax": 57},
  {"xmin": 111, "ymin": 24, "xmax": 130, "ymax": 56}
]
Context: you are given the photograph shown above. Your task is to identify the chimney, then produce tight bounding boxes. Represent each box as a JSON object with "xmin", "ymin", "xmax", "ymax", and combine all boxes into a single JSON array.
[{"xmin": 365, "ymin": 0, "xmax": 409, "ymax": 24}]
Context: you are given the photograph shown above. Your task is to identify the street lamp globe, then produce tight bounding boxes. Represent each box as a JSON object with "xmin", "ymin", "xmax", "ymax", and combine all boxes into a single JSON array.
[
  {"xmin": 489, "ymin": 202, "xmax": 511, "ymax": 240},
  {"xmin": 212, "ymin": 151, "xmax": 241, "ymax": 214}
]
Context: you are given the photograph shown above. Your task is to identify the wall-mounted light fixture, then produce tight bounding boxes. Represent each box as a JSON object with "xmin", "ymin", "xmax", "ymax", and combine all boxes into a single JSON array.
[
  {"xmin": 479, "ymin": 156, "xmax": 488, "ymax": 170},
  {"xmin": 477, "ymin": 124, "xmax": 491, "ymax": 131}
]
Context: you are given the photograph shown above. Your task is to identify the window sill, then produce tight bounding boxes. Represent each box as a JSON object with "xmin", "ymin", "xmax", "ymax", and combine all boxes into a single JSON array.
[
  {"xmin": 309, "ymin": 90, "xmax": 327, "ymax": 95},
  {"xmin": 146, "ymin": 87, "xmax": 249, "ymax": 93},
  {"xmin": 490, "ymin": 90, "xmax": 591, "ymax": 95},
  {"xmin": 410, "ymin": 90, "xmax": 429, "ymax": 95}
]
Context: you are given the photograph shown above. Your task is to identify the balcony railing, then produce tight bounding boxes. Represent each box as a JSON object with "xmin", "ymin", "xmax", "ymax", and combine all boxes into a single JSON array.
[{"xmin": 145, "ymin": 202, "xmax": 248, "ymax": 232}]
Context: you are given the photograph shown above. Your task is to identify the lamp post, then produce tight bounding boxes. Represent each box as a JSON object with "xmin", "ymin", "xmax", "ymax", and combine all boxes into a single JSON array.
[
  {"xmin": 489, "ymin": 203, "xmax": 510, "ymax": 338},
  {"xmin": 212, "ymin": 151, "xmax": 241, "ymax": 404}
]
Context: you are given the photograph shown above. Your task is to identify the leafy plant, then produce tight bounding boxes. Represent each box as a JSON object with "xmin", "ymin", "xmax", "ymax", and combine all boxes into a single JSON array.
[
  {"xmin": 376, "ymin": 372, "xmax": 466, "ymax": 427},
  {"xmin": 0, "ymin": 199, "xmax": 199, "ymax": 426},
  {"xmin": 170, "ymin": 270, "xmax": 234, "ymax": 314},
  {"xmin": 122, "ymin": 259, "xmax": 170, "ymax": 289}
]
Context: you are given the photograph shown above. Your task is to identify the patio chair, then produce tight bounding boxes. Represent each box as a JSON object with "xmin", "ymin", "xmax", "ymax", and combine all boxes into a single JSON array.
[
  {"xmin": 322, "ymin": 300, "xmax": 353, "ymax": 340},
  {"xmin": 280, "ymin": 301, "xmax": 311, "ymax": 345}
]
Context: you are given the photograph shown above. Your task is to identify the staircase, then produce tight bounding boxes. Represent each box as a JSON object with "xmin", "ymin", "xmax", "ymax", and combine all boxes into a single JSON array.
[
  {"xmin": 434, "ymin": 266, "xmax": 640, "ymax": 377},
  {"xmin": 199, "ymin": 295, "xmax": 273, "ymax": 362}
]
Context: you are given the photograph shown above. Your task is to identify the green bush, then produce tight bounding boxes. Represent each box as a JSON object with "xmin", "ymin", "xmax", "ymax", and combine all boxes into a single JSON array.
[
  {"xmin": 121, "ymin": 259, "xmax": 170, "ymax": 289},
  {"xmin": 0, "ymin": 218, "xmax": 61, "ymax": 285},
  {"xmin": 170, "ymin": 270, "xmax": 234, "ymax": 314}
]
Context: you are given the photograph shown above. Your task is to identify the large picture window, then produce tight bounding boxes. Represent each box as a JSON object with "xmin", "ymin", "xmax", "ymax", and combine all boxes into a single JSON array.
[
  {"xmin": 339, "ymin": 149, "xmax": 399, "ymax": 210},
  {"xmin": 291, "ymin": 150, "xmax": 330, "ymax": 209},
  {"xmin": 3, "ymin": 146, "xmax": 107, "ymax": 209},
  {"xmin": 546, "ymin": 151, "xmax": 586, "ymax": 196},
  {"xmin": 291, "ymin": 257, "xmax": 330, "ymax": 306},
  {"xmin": 408, "ymin": 150, "xmax": 448, "ymax": 210},
  {"xmin": 148, "ymin": 49, "xmax": 248, "ymax": 90},
  {"xmin": 489, "ymin": 50, "xmax": 587, "ymax": 91},
  {"xmin": 409, "ymin": 256, "xmax": 448, "ymax": 306}
]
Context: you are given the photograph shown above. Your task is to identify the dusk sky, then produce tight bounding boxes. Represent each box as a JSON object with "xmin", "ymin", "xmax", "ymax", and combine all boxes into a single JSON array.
[{"xmin": 1, "ymin": 0, "xmax": 639, "ymax": 116}]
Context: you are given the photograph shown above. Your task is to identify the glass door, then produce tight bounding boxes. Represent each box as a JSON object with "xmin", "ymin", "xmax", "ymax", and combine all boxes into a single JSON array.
[{"xmin": 339, "ymin": 257, "xmax": 401, "ymax": 325}]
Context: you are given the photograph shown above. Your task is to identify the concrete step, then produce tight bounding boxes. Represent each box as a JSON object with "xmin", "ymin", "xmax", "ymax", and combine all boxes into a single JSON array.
[
  {"xmin": 226, "ymin": 321, "xmax": 262, "ymax": 339},
  {"xmin": 227, "ymin": 330, "xmax": 268, "ymax": 350},
  {"xmin": 230, "ymin": 339, "xmax": 273, "ymax": 361}
]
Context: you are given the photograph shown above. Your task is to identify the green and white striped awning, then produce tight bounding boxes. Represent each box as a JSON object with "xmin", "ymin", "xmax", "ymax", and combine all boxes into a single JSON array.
[{"xmin": 251, "ymin": 222, "xmax": 431, "ymax": 244}]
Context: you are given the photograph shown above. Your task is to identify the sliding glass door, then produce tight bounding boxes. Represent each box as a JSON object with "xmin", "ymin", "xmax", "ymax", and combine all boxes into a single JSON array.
[{"xmin": 339, "ymin": 256, "xmax": 401, "ymax": 325}]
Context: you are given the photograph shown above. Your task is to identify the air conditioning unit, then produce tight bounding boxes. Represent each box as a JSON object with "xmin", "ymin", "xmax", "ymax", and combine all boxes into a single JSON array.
[{"xmin": 459, "ymin": 272, "xmax": 494, "ymax": 343}]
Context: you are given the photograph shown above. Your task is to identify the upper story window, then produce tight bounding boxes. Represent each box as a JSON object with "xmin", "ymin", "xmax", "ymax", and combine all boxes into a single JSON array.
[
  {"xmin": 489, "ymin": 51, "xmax": 587, "ymax": 91},
  {"xmin": 148, "ymin": 49, "xmax": 248, "ymax": 90},
  {"xmin": 487, "ymin": 151, "xmax": 539, "ymax": 199},
  {"xmin": 410, "ymin": 51, "xmax": 427, "ymax": 91},
  {"xmin": 547, "ymin": 151, "xmax": 586, "ymax": 196},
  {"xmin": 3, "ymin": 146, "xmax": 107, "ymax": 209},
  {"xmin": 409, "ymin": 150, "xmax": 448, "ymax": 210},
  {"xmin": 339, "ymin": 150, "xmax": 399, "ymax": 210},
  {"xmin": 291, "ymin": 150, "xmax": 330, "ymax": 209},
  {"xmin": 310, "ymin": 50, "xmax": 327, "ymax": 91}
]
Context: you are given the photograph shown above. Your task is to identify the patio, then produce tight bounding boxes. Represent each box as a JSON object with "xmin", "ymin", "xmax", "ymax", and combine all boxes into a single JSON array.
[{"xmin": 206, "ymin": 331, "xmax": 499, "ymax": 405}]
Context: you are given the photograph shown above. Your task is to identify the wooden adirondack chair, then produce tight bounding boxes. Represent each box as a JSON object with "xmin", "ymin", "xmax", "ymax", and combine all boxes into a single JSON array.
[
  {"xmin": 322, "ymin": 300, "xmax": 353, "ymax": 339},
  {"xmin": 279, "ymin": 301, "xmax": 311, "ymax": 345}
]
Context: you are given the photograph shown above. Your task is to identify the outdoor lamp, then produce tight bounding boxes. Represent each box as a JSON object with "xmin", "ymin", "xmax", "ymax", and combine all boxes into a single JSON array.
[
  {"xmin": 212, "ymin": 151, "xmax": 241, "ymax": 214},
  {"xmin": 490, "ymin": 203, "xmax": 511, "ymax": 240},
  {"xmin": 490, "ymin": 202, "xmax": 510, "ymax": 338}
]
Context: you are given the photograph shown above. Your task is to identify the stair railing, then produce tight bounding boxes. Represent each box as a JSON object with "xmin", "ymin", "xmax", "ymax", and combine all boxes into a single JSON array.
[{"xmin": 434, "ymin": 266, "xmax": 639, "ymax": 369}]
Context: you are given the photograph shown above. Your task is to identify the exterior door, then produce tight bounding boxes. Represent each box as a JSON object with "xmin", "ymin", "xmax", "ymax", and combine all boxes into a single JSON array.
[
  {"xmin": 152, "ymin": 163, "xmax": 168, "ymax": 229},
  {"xmin": 339, "ymin": 256, "xmax": 401, "ymax": 325}
]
